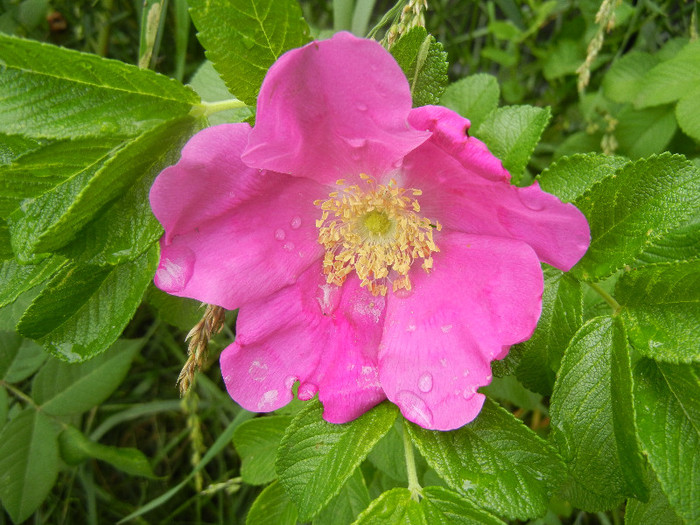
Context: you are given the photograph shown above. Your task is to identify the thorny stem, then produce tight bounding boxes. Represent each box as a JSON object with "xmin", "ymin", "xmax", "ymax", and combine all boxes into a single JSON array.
[
  {"xmin": 588, "ymin": 281, "xmax": 622, "ymax": 315},
  {"xmin": 190, "ymin": 99, "xmax": 248, "ymax": 118},
  {"xmin": 402, "ymin": 420, "xmax": 422, "ymax": 501},
  {"xmin": 178, "ymin": 304, "xmax": 227, "ymax": 395}
]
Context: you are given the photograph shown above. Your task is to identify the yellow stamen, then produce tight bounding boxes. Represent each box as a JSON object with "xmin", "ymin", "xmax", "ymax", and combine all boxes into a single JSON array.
[{"xmin": 316, "ymin": 176, "xmax": 441, "ymax": 296}]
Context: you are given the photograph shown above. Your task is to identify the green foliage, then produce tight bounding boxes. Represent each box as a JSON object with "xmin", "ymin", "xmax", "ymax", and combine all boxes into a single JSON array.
[
  {"xmin": 439, "ymin": 73, "xmax": 500, "ymax": 130},
  {"xmin": 234, "ymin": 415, "xmax": 292, "ymax": 485},
  {"xmin": 246, "ymin": 480, "xmax": 299, "ymax": 525},
  {"xmin": 407, "ymin": 400, "xmax": 564, "ymax": 520},
  {"xmin": 390, "ymin": 27, "xmax": 449, "ymax": 107},
  {"xmin": 276, "ymin": 400, "xmax": 398, "ymax": 521},
  {"xmin": 188, "ymin": 0, "xmax": 311, "ymax": 106}
]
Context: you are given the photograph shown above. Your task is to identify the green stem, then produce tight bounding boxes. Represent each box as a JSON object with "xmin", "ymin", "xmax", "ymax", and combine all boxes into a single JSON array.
[
  {"xmin": 190, "ymin": 99, "xmax": 248, "ymax": 118},
  {"xmin": 402, "ymin": 420, "xmax": 422, "ymax": 501},
  {"xmin": 588, "ymin": 281, "xmax": 622, "ymax": 315},
  {"xmin": 1, "ymin": 381, "xmax": 37, "ymax": 407}
]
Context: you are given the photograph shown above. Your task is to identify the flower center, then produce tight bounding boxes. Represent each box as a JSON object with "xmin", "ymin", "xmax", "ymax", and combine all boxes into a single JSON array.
[{"xmin": 315, "ymin": 174, "xmax": 441, "ymax": 296}]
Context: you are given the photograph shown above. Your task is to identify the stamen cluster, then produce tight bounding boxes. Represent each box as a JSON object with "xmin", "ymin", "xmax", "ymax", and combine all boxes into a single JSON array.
[{"xmin": 315, "ymin": 174, "xmax": 441, "ymax": 296}]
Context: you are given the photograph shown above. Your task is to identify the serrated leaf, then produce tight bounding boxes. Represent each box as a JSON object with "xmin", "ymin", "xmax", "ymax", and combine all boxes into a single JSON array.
[
  {"xmin": 0, "ymin": 331, "xmax": 46, "ymax": 382},
  {"xmin": 353, "ymin": 488, "xmax": 425, "ymax": 525},
  {"xmin": 0, "ymin": 33, "xmax": 198, "ymax": 139},
  {"xmin": 676, "ymin": 86, "xmax": 700, "ymax": 142},
  {"xmin": 0, "ymin": 134, "xmax": 43, "ymax": 165},
  {"xmin": 0, "ymin": 409, "xmax": 59, "ymax": 523},
  {"xmin": 617, "ymin": 261, "xmax": 699, "ymax": 363},
  {"xmin": 634, "ymin": 218, "xmax": 700, "ymax": 265},
  {"xmin": 615, "ymin": 104, "xmax": 677, "ymax": 159},
  {"xmin": 439, "ymin": 74, "xmax": 500, "ymax": 130},
  {"xmin": 8, "ymin": 118, "xmax": 197, "ymax": 262},
  {"xmin": 246, "ymin": 480, "xmax": 298, "ymax": 525},
  {"xmin": 624, "ymin": 467, "xmax": 684, "ymax": 525},
  {"xmin": 516, "ymin": 267, "xmax": 583, "ymax": 395},
  {"xmin": 603, "ymin": 51, "xmax": 659, "ymax": 103},
  {"xmin": 550, "ymin": 316, "xmax": 647, "ymax": 511},
  {"xmin": 390, "ymin": 27, "xmax": 449, "ymax": 107},
  {"xmin": 634, "ymin": 360, "xmax": 700, "ymax": 523},
  {"xmin": 145, "ymin": 287, "xmax": 203, "ymax": 331},
  {"xmin": 276, "ymin": 400, "xmax": 397, "ymax": 522},
  {"xmin": 189, "ymin": 0, "xmax": 311, "ymax": 106},
  {"xmin": 421, "ymin": 486, "xmax": 505, "ymax": 525},
  {"xmin": 188, "ymin": 61, "xmax": 252, "ymax": 126},
  {"xmin": 407, "ymin": 399, "xmax": 564, "ymax": 520},
  {"xmin": 314, "ymin": 468, "xmax": 370, "ymax": 525},
  {"xmin": 572, "ymin": 153, "xmax": 700, "ymax": 281},
  {"xmin": 0, "ymin": 137, "xmax": 123, "ymax": 219},
  {"xmin": 634, "ymin": 41, "xmax": 700, "ymax": 108},
  {"xmin": 31, "ymin": 338, "xmax": 142, "ymax": 415},
  {"xmin": 538, "ymin": 153, "xmax": 629, "ymax": 204},
  {"xmin": 367, "ymin": 422, "xmax": 409, "ymax": 484},
  {"xmin": 482, "ymin": 375, "xmax": 543, "ymax": 411},
  {"xmin": 58, "ymin": 424, "xmax": 155, "ymax": 477},
  {"xmin": 233, "ymin": 415, "xmax": 292, "ymax": 485},
  {"xmin": 475, "ymin": 105, "xmax": 551, "ymax": 183},
  {"xmin": 0, "ymin": 255, "xmax": 66, "ymax": 308},
  {"xmin": 17, "ymin": 247, "xmax": 157, "ymax": 361}
]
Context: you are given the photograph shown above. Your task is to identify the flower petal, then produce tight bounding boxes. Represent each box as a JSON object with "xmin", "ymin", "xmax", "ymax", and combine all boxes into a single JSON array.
[
  {"xmin": 378, "ymin": 231, "xmax": 543, "ymax": 430},
  {"xmin": 150, "ymin": 124, "xmax": 326, "ymax": 308},
  {"xmin": 242, "ymin": 32, "xmax": 429, "ymax": 184},
  {"xmin": 402, "ymin": 107, "xmax": 590, "ymax": 271},
  {"xmin": 221, "ymin": 264, "xmax": 385, "ymax": 420}
]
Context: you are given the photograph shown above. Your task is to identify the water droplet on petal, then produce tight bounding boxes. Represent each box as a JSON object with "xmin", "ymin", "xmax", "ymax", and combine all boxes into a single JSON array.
[
  {"xmin": 516, "ymin": 187, "xmax": 547, "ymax": 211},
  {"xmin": 290, "ymin": 216, "xmax": 302, "ymax": 229},
  {"xmin": 396, "ymin": 390, "xmax": 434, "ymax": 427},
  {"xmin": 356, "ymin": 102, "xmax": 368, "ymax": 111},
  {"xmin": 248, "ymin": 360, "xmax": 268, "ymax": 381},
  {"xmin": 284, "ymin": 375, "xmax": 297, "ymax": 390},
  {"xmin": 257, "ymin": 389, "xmax": 279, "ymax": 410},
  {"xmin": 392, "ymin": 158, "xmax": 403, "ymax": 169},
  {"xmin": 462, "ymin": 385, "xmax": 478, "ymax": 399},
  {"xmin": 418, "ymin": 372, "xmax": 433, "ymax": 393},
  {"xmin": 392, "ymin": 287, "xmax": 413, "ymax": 299},
  {"xmin": 346, "ymin": 137, "xmax": 367, "ymax": 149},
  {"xmin": 441, "ymin": 324, "xmax": 452, "ymax": 334},
  {"xmin": 406, "ymin": 324, "xmax": 416, "ymax": 332},
  {"xmin": 298, "ymin": 382, "xmax": 318, "ymax": 401},
  {"xmin": 274, "ymin": 228, "xmax": 286, "ymax": 240},
  {"xmin": 155, "ymin": 246, "xmax": 195, "ymax": 292},
  {"xmin": 283, "ymin": 242, "xmax": 295, "ymax": 251},
  {"xmin": 316, "ymin": 284, "xmax": 341, "ymax": 315}
]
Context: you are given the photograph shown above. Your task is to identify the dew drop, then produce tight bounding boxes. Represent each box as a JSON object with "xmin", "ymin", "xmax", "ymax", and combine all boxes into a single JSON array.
[
  {"xmin": 257, "ymin": 389, "xmax": 279, "ymax": 410},
  {"xmin": 441, "ymin": 324, "xmax": 452, "ymax": 334},
  {"xmin": 396, "ymin": 390, "xmax": 434, "ymax": 427},
  {"xmin": 284, "ymin": 375, "xmax": 297, "ymax": 390},
  {"xmin": 316, "ymin": 284, "xmax": 341, "ymax": 315},
  {"xmin": 155, "ymin": 246, "xmax": 195, "ymax": 293},
  {"xmin": 298, "ymin": 382, "xmax": 318, "ymax": 401},
  {"xmin": 290, "ymin": 216, "xmax": 302, "ymax": 229},
  {"xmin": 283, "ymin": 242, "xmax": 295, "ymax": 251},
  {"xmin": 248, "ymin": 360, "xmax": 268, "ymax": 381},
  {"xmin": 516, "ymin": 187, "xmax": 547, "ymax": 211},
  {"xmin": 274, "ymin": 228, "xmax": 286, "ymax": 240},
  {"xmin": 392, "ymin": 287, "xmax": 414, "ymax": 299},
  {"xmin": 406, "ymin": 324, "xmax": 416, "ymax": 332},
  {"xmin": 418, "ymin": 372, "xmax": 433, "ymax": 393},
  {"xmin": 346, "ymin": 137, "xmax": 367, "ymax": 149},
  {"xmin": 356, "ymin": 102, "xmax": 368, "ymax": 111}
]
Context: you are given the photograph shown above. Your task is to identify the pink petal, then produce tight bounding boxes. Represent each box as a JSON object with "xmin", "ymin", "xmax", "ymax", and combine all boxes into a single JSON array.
[
  {"xmin": 242, "ymin": 32, "xmax": 429, "ymax": 184},
  {"xmin": 221, "ymin": 264, "xmax": 386, "ymax": 420},
  {"xmin": 150, "ymin": 124, "xmax": 326, "ymax": 309},
  {"xmin": 378, "ymin": 231, "xmax": 544, "ymax": 430},
  {"xmin": 401, "ymin": 107, "xmax": 590, "ymax": 271}
]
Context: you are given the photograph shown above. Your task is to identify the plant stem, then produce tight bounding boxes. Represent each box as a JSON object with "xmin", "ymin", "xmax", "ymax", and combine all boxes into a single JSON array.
[
  {"xmin": 190, "ymin": 99, "xmax": 248, "ymax": 118},
  {"xmin": 588, "ymin": 281, "xmax": 622, "ymax": 315},
  {"xmin": 402, "ymin": 420, "xmax": 422, "ymax": 501}
]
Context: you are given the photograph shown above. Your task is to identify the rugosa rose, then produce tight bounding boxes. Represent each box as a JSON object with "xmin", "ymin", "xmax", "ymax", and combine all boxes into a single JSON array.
[{"xmin": 150, "ymin": 32, "xmax": 590, "ymax": 430}]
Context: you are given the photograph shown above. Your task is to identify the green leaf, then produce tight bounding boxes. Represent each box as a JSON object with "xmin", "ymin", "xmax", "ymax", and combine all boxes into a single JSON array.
[
  {"xmin": 0, "ymin": 387, "xmax": 7, "ymax": 431},
  {"xmin": 188, "ymin": 61, "xmax": 252, "ymax": 126},
  {"xmin": 615, "ymin": 104, "xmax": 677, "ymax": 159},
  {"xmin": 537, "ymin": 153, "xmax": 629, "ymax": 204},
  {"xmin": 246, "ymin": 480, "xmax": 298, "ymax": 525},
  {"xmin": 58, "ymin": 424, "xmax": 155, "ymax": 477},
  {"xmin": 542, "ymin": 39, "xmax": 585, "ymax": 81},
  {"xmin": 475, "ymin": 105, "xmax": 551, "ymax": 183},
  {"xmin": 353, "ymin": 488, "xmax": 425, "ymax": 524},
  {"xmin": 0, "ymin": 33, "xmax": 198, "ymax": 139},
  {"xmin": 8, "ymin": 118, "xmax": 197, "ymax": 262},
  {"xmin": 634, "ymin": 218, "xmax": 700, "ymax": 265},
  {"xmin": 276, "ymin": 400, "xmax": 398, "ymax": 521},
  {"xmin": 407, "ymin": 399, "xmax": 564, "ymax": 520},
  {"xmin": 0, "ymin": 331, "xmax": 46, "ymax": 382},
  {"xmin": 233, "ymin": 415, "xmax": 292, "ymax": 485},
  {"xmin": 439, "ymin": 74, "xmax": 500, "ymax": 130},
  {"xmin": 572, "ymin": 153, "xmax": 700, "ymax": 281},
  {"xmin": 603, "ymin": 51, "xmax": 659, "ymax": 104},
  {"xmin": 634, "ymin": 360, "xmax": 700, "ymax": 523},
  {"xmin": 634, "ymin": 41, "xmax": 700, "ymax": 108},
  {"xmin": 0, "ymin": 255, "xmax": 66, "ymax": 309},
  {"xmin": 145, "ymin": 287, "xmax": 203, "ymax": 332},
  {"xmin": 421, "ymin": 486, "xmax": 506, "ymax": 525},
  {"xmin": 625, "ymin": 468, "xmax": 684, "ymax": 525},
  {"xmin": 617, "ymin": 261, "xmax": 699, "ymax": 363},
  {"xmin": 0, "ymin": 134, "xmax": 43, "ymax": 165},
  {"xmin": 17, "ymin": 246, "xmax": 158, "ymax": 361},
  {"xmin": 367, "ymin": 422, "xmax": 409, "ymax": 484},
  {"xmin": 390, "ymin": 27, "xmax": 449, "ymax": 107},
  {"xmin": 549, "ymin": 316, "xmax": 647, "ymax": 511},
  {"xmin": 0, "ymin": 409, "xmax": 60, "ymax": 523},
  {"xmin": 0, "ymin": 137, "xmax": 123, "ymax": 220},
  {"xmin": 516, "ymin": 267, "xmax": 583, "ymax": 395},
  {"xmin": 314, "ymin": 468, "xmax": 370, "ymax": 525},
  {"xmin": 482, "ymin": 375, "xmax": 543, "ymax": 411},
  {"xmin": 676, "ymin": 86, "xmax": 700, "ymax": 142},
  {"xmin": 189, "ymin": 0, "xmax": 311, "ymax": 106},
  {"xmin": 31, "ymin": 338, "xmax": 142, "ymax": 415}
]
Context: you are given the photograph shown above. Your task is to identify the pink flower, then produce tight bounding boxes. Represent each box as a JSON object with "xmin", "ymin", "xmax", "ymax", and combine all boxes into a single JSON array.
[{"xmin": 150, "ymin": 32, "xmax": 589, "ymax": 430}]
